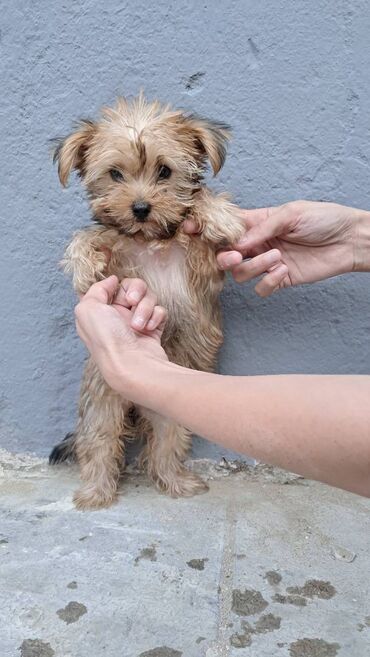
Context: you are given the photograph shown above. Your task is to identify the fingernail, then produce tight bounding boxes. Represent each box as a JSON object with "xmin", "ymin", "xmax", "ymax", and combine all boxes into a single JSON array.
[
  {"xmin": 146, "ymin": 319, "xmax": 156, "ymax": 330},
  {"xmin": 132, "ymin": 316, "xmax": 145, "ymax": 329},
  {"xmin": 222, "ymin": 253, "xmax": 242, "ymax": 268},
  {"xmin": 128, "ymin": 290, "xmax": 141, "ymax": 303}
]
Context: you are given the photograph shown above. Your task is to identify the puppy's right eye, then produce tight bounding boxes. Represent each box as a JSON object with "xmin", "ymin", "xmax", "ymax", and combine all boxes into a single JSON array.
[
  {"xmin": 109, "ymin": 169, "xmax": 124, "ymax": 182},
  {"xmin": 158, "ymin": 164, "xmax": 171, "ymax": 180}
]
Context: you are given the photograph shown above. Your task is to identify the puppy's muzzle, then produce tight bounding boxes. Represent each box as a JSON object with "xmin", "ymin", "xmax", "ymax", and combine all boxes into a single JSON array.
[{"xmin": 132, "ymin": 201, "xmax": 151, "ymax": 222}]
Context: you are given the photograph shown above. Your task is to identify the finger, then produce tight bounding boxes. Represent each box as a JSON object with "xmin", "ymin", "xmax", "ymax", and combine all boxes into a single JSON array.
[
  {"xmin": 116, "ymin": 278, "xmax": 148, "ymax": 307},
  {"xmin": 231, "ymin": 249, "xmax": 282, "ymax": 283},
  {"xmin": 238, "ymin": 206, "xmax": 292, "ymax": 251},
  {"xmin": 131, "ymin": 291, "xmax": 157, "ymax": 330},
  {"xmin": 81, "ymin": 275, "xmax": 119, "ymax": 304},
  {"xmin": 217, "ymin": 250, "xmax": 243, "ymax": 270},
  {"xmin": 254, "ymin": 263, "xmax": 289, "ymax": 297},
  {"xmin": 182, "ymin": 218, "xmax": 200, "ymax": 235},
  {"xmin": 240, "ymin": 207, "xmax": 271, "ymax": 229},
  {"xmin": 146, "ymin": 306, "xmax": 167, "ymax": 332}
]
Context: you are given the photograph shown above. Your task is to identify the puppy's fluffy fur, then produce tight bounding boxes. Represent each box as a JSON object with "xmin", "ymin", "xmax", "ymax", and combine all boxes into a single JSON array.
[{"xmin": 49, "ymin": 94, "xmax": 244, "ymax": 509}]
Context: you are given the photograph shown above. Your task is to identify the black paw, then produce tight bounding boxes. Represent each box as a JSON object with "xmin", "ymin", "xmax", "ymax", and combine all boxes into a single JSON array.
[{"xmin": 49, "ymin": 432, "xmax": 76, "ymax": 465}]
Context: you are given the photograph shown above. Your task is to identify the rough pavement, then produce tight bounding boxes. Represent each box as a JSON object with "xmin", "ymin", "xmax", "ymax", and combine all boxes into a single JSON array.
[{"xmin": 0, "ymin": 451, "xmax": 369, "ymax": 656}]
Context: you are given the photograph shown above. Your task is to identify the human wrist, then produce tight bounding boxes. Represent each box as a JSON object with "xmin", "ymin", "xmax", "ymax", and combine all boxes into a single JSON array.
[
  {"xmin": 354, "ymin": 209, "xmax": 370, "ymax": 272},
  {"xmin": 113, "ymin": 351, "xmax": 176, "ymax": 406}
]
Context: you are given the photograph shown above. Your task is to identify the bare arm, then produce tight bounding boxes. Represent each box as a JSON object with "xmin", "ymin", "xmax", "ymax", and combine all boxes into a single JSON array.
[
  {"xmin": 75, "ymin": 277, "xmax": 370, "ymax": 498},
  {"xmin": 118, "ymin": 358, "xmax": 370, "ymax": 497}
]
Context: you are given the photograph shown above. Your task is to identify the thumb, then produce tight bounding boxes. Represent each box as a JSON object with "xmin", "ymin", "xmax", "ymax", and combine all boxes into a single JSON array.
[
  {"xmin": 238, "ymin": 207, "xmax": 292, "ymax": 251},
  {"xmin": 82, "ymin": 276, "xmax": 119, "ymax": 304},
  {"xmin": 182, "ymin": 218, "xmax": 201, "ymax": 235}
]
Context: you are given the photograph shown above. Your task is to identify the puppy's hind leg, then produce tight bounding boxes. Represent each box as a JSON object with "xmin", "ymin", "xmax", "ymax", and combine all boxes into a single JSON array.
[
  {"xmin": 141, "ymin": 414, "xmax": 208, "ymax": 497},
  {"xmin": 73, "ymin": 360, "xmax": 127, "ymax": 510}
]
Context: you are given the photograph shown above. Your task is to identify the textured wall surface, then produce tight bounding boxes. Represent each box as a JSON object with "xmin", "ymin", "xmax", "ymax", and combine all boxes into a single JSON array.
[{"xmin": 1, "ymin": 1, "xmax": 370, "ymax": 458}]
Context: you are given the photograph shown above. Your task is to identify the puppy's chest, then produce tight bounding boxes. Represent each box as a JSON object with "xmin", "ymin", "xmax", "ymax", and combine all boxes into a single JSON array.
[{"xmin": 112, "ymin": 240, "xmax": 191, "ymax": 311}]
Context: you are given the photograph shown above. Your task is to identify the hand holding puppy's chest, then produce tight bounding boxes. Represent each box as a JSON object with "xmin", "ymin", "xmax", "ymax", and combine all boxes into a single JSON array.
[{"xmin": 111, "ymin": 238, "xmax": 192, "ymax": 312}]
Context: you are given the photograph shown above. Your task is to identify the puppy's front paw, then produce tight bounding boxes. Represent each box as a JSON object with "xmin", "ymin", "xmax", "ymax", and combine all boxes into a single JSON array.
[
  {"xmin": 153, "ymin": 470, "xmax": 209, "ymax": 498},
  {"xmin": 73, "ymin": 484, "xmax": 118, "ymax": 510},
  {"xmin": 62, "ymin": 228, "xmax": 115, "ymax": 296}
]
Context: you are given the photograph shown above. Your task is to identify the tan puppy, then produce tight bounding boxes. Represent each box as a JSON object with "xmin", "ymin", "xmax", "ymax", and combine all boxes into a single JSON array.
[{"xmin": 49, "ymin": 94, "xmax": 244, "ymax": 510}]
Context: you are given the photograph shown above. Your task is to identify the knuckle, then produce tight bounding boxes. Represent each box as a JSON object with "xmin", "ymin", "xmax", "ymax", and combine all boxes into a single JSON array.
[
  {"xmin": 241, "ymin": 257, "xmax": 263, "ymax": 279},
  {"xmin": 120, "ymin": 278, "xmax": 130, "ymax": 293},
  {"xmin": 270, "ymin": 264, "xmax": 288, "ymax": 280},
  {"xmin": 144, "ymin": 292, "xmax": 156, "ymax": 306},
  {"xmin": 265, "ymin": 277, "xmax": 276, "ymax": 290},
  {"xmin": 233, "ymin": 268, "xmax": 247, "ymax": 283},
  {"xmin": 158, "ymin": 305, "xmax": 167, "ymax": 319},
  {"xmin": 270, "ymin": 270, "xmax": 284, "ymax": 284},
  {"xmin": 278, "ymin": 264, "xmax": 289, "ymax": 277},
  {"xmin": 255, "ymin": 284, "xmax": 268, "ymax": 298},
  {"xmin": 289, "ymin": 200, "xmax": 305, "ymax": 216},
  {"xmin": 74, "ymin": 303, "xmax": 83, "ymax": 320},
  {"xmin": 140, "ymin": 298, "xmax": 156, "ymax": 316},
  {"xmin": 250, "ymin": 257, "xmax": 264, "ymax": 274}
]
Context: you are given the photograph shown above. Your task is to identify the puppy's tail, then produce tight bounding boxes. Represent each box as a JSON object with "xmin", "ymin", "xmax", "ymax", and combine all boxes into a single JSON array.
[{"xmin": 49, "ymin": 432, "xmax": 76, "ymax": 465}]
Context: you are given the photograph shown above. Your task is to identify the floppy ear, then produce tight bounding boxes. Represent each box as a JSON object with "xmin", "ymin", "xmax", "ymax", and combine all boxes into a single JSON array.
[
  {"xmin": 52, "ymin": 120, "xmax": 96, "ymax": 186},
  {"xmin": 184, "ymin": 114, "xmax": 231, "ymax": 175}
]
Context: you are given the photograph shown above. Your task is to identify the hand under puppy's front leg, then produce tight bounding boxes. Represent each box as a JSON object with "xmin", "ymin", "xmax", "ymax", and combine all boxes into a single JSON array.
[
  {"xmin": 62, "ymin": 226, "xmax": 120, "ymax": 295},
  {"xmin": 191, "ymin": 189, "xmax": 245, "ymax": 247}
]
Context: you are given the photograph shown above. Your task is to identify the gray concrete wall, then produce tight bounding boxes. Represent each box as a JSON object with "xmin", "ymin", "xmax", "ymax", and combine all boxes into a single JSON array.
[{"xmin": 1, "ymin": 0, "xmax": 370, "ymax": 458}]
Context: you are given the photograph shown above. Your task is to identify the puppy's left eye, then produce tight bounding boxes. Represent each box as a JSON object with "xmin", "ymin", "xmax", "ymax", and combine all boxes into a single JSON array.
[
  {"xmin": 158, "ymin": 165, "xmax": 171, "ymax": 180},
  {"xmin": 109, "ymin": 168, "xmax": 124, "ymax": 182}
]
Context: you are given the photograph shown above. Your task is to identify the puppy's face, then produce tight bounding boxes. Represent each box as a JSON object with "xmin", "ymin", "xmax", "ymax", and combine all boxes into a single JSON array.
[{"xmin": 54, "ymin": 96, "xmax": 230, "ymax": 240}]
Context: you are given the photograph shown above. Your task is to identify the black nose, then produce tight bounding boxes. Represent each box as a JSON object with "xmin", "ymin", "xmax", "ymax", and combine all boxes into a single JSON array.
[{"xmin": 132, "ymin": 201, "xmax": 151, "ymax": 222}]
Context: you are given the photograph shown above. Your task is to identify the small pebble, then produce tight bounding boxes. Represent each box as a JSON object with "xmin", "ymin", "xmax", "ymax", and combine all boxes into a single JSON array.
[{"xmin": 332, "ymin": 546, "xmax": 356, "ymax": 563}]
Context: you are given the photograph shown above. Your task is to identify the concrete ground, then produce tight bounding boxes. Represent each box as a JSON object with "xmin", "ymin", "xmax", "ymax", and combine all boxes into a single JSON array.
[{"xmin": 0, "ymin": 450, "xmax": 369, "ymax": 657}]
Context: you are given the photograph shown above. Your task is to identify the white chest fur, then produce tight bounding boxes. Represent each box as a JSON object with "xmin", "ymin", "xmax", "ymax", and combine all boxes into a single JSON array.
[{"xmin": 115, "ymin": 240, "xmax": 191, "ymax": 317}]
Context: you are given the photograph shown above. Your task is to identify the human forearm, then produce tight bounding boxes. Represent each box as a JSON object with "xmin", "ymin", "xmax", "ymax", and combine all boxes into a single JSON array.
[
  {"xmin": 74, "ymin": 278, "xmax": 370, "ymax": 498},
  {"xmin": 121, "ymin": 358, "xmax": 370, "ymax": 497},
  {"xmin": 354, "ymin": 209, "xmax": 370, "ymax": 272}
]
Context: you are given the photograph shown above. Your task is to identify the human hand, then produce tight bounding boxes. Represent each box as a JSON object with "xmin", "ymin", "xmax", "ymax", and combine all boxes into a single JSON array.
[
  {"xmin": 184, "ymin": 201, "xmax": 366, "ymax": 297},
  {"xmin": 74, "ymin": 276, "xmax": 167, "ymax": 393}
]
